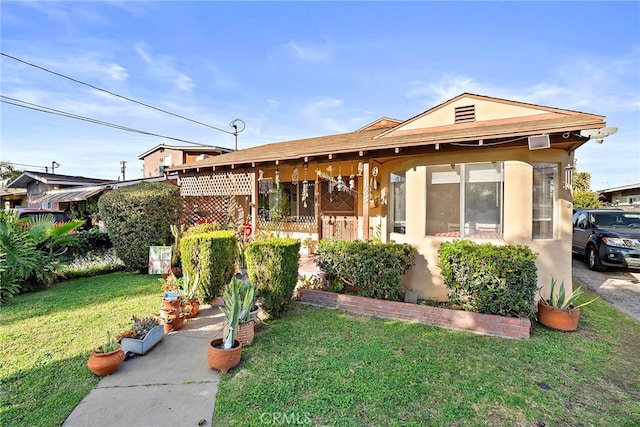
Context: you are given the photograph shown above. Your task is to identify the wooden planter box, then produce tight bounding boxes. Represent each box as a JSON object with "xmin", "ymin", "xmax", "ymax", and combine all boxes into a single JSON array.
[
  {"xmin": 120, "ymin": 324, "xmax": 165, "ymax": 355},
  {"xmin": 298, "ymin": 289, "xmax": 531, "ymax": 339}
]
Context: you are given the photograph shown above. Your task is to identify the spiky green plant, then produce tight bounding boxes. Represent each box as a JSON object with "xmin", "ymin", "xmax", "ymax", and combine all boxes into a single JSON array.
[
  {"xmin": 539, "ymin": 278, "xmax": 599, "ymax": 309},
  {"xmin": 219, "ymin": 278, "xmax": 242, "ymax": 349},
  {"xmin": 238, "ymin": 280, "xmax": 256, "ymax": 324},
  {"xmin": 178, "ymin": 271, "xmax": 200, "ymax": 301}
]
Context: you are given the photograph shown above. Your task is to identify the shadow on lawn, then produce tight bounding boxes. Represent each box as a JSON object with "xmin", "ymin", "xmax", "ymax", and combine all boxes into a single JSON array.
[{"xmin": 3, "ymin": 272, "xmax": 159, "ymax": 326}]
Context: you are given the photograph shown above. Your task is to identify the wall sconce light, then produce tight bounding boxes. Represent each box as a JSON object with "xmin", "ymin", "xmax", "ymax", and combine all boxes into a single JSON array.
[{"xmin": 564, "ymin": 164, "xmax": 574, "ymax": 190}]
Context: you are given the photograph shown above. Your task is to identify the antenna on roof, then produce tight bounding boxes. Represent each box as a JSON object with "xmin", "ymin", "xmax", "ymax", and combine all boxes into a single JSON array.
[{"xmin": 230, "ymin": 118, "xmax": 246, "ymax": 151}]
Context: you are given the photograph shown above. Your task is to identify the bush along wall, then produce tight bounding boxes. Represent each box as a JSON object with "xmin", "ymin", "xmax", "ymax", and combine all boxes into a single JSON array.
[
  {"xmin": 98, "ymin": 182, "xmax": 182, "ymax": 271},
  {"xmin": 437, "ymin": 240, "xmax": 538, "ymax": 318},
  {"xmin": 245, "ymin": 237, "xmax": 300, "ymax": 317},
  {"xmin": 181, "ymin": 230, "xmax": 237, "ymax": 302},
  {"xmin": 315, "ymin": 239, "xmax": 417, "ymax": 301}
]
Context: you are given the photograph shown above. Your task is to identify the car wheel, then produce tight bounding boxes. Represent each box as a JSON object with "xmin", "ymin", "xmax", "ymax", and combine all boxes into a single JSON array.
[{"xmin": 587, "ymin": 246, "xmax": 607, "ymax": 272}]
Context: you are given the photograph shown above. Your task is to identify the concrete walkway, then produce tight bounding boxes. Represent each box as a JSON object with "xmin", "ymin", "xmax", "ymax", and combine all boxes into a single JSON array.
[{"xmin": 63, "ymin": 305, "xmax": 226, "ymax": 427}]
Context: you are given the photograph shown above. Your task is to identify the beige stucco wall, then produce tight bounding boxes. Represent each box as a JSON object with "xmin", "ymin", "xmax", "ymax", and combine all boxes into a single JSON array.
[
  {"xmin": 376, "ymin": 147, "xmax": 573, "ymax": 301},
  {"xmin": 250, "ymin": 149, "xmax": 574, "ymax": 301}
]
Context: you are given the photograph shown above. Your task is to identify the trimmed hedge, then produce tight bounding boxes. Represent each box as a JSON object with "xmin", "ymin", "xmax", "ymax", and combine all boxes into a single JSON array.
[
  {"xmin": 181, "ymin": 230, "xmax": 237, "ymax": 302},
  {"xmin": 437, "ymin": 240, "xmax": 538, "ymax": 318},
  {"xmin": 98, "ymin": 182, "xmax": 182, "ymax": 271},
  {"xmin": 245, "ymin": 238, "xmax": 300, "ymax": 317},
  {"xmin": 315, "ymin": 239, "xmax": 416, "ymax": 301}
]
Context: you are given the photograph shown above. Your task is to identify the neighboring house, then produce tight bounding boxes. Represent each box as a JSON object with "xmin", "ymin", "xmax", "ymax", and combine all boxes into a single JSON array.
[
  {"xmin": 5, "ymin": 172, "xmax": 111, "ymax": 210},
  {"xmin": 598, "ymin": 183, "xmax": 640, "ymax": 210},
  {"xmin": 168, "ymin": 92, "xmax": 612, "ymax": 300},
  {"xmin": 138, "ymin": 144, "xmax": 234, "ymax": 178},
  {"xmin": 0, "ymin": 187, "xmax": 27, "ymax": 209}
]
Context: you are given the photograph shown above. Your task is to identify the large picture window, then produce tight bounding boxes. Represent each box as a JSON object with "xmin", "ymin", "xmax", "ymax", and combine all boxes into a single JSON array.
[
  {"xmin": 426, "ymin": 162, "xmax": 503, "ymax": 238},
  {"xmin": 533, "ymin": 163, "xmax": 557, "ymax": 239},
  {"xmin": 390, "ymin": 171, "xmax": 406, "ymax": 233},
  {"xmin": 258, "ymin": 182, "xmax": 315, "ymax": 221}
]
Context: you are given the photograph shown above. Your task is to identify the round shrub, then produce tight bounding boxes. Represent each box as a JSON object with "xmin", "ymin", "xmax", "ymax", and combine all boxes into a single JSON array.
[
  {"xmin": 245, "ymin": 237, "xmax": 300, "ymax": 317},
  {"xmin": 315, "ymin": 239, "xmax": 416, "ymax": 301},
  {"xmin": 98, "ymin": 182, "xmax": 182, "ymax": 271},
  {"xmin": 437, "ymin": 240, "xmax": 538, "ymax": 318}
]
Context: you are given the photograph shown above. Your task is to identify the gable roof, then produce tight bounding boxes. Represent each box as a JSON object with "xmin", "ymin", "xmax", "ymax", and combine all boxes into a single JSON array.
[
  {"xmin": 170, "ymin": 93, "xmax": 608, "ymax": 173},
  {"xmin": 137, "ymin": 144, "xmax": 234, "ymax": 160},
  {"xmin": 6, "ymin": 172, "xmax": 112, "ymax": 189}
]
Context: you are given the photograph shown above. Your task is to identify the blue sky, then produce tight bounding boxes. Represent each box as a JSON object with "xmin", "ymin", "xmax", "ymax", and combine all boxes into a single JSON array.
[{"xmin": 1, "ymin": 1, "xmax": 638, "ymax": 190}]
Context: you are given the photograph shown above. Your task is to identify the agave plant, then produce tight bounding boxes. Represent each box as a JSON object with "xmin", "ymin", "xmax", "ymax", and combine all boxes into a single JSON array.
[
  {"xmin": 219, "ymin": 278, "xmax": 242, "ymax": 349},
  {"xmin": 238, "ymin": 279, "xmax": 256, "ymax": 324},
  {"xmin": 539, "ymin": 278, "xmax": 599, "ymax": 310}
]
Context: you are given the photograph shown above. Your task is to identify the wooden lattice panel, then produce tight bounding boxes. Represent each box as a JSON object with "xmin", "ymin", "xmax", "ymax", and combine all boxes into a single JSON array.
[
  {"xmin": 182, "ymin": 195, "xmax": 231, "ymax": 226},
  {"xmin": 180, "ymin": 171, "xmax": 252, "ymax": 196}
]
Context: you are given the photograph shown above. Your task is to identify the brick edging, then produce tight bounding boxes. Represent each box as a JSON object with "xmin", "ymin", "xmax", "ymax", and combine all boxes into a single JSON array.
[{"xmin": 298, "ymin": 289, "xmax": 530, "ymax": 339}]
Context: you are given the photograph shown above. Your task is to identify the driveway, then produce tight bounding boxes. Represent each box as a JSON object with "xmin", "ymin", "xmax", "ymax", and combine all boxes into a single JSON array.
[{"xmin": 572, "ymin": 254, "xmax": 640, "ymax": 322}]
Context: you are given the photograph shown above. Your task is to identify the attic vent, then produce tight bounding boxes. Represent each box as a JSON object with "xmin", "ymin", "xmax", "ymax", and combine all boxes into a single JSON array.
[{"xmin": 455, "ymin": 105, "xmax": 476, "ymax": 124}]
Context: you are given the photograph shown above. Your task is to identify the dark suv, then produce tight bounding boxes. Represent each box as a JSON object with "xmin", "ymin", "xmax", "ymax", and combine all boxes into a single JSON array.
[{"xmin": 572, "ymin": 208, "xmax": 640, "ymax": 271}]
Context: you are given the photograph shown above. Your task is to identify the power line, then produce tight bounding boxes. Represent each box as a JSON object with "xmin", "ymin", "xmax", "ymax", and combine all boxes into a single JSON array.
[
  {"xmin": 1, "ymin": 95, "xmax": 213, "ymax": 146},
  {"xmin": 1, "ymin": 51, "xmax": 235, "ymax": 135}
]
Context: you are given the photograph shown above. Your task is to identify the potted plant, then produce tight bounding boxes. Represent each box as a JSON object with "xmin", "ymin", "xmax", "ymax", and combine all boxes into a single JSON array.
[
  {"xmin": 236, "ymin": 278, "xmax": 257, "ymax": 346},
  {"xmin": 179, "ymin": 271, "xmax": 201, "ymax": 318},
  {"xmin": 160, "ymin": 271, "xmax": 184, "ymax": 332},
  {"xmin": 537, "ymin": 278, "xmax": 599, "ymax": 332},
  {"xmin": 207, "ymin": 278, "xmax": 243, "ymax": 374},
  {"xmin": 301, "ymin": 237, "xmax": 316, "ymax": 255},
  {"xmin": 118, "ymin": 316, "xmax": 164, "ymax": 355},
  {"xmin": 87, "ymin": 331, "xmax": 125, "ymax": 376}
]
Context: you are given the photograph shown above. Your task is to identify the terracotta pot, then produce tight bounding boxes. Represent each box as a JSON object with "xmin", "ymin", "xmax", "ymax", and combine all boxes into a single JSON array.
[
  {"xmin": 163, "ymin": 314, "xmax": 184, "ymax": 333},
  {"xmin": 237, "ymin": 320, "xmax": 255, "ymax": 346},
  {"xmin": 87, "ymin": 345, "xmax": 125, "ymax": 376},
  {"xmin": 207, "ymin": 338, "xmax": 242, "ymax": 374},
  {"xmin": 162, "ymin": 297, "xmax": 182, "ymax": 311},
  {"xmin": 183, "ymin": 299, "xmax": 200, "ymax": 318},
  {"xmin": 537, "ymin": 301, "xmax": 581, "ymax": 332}
]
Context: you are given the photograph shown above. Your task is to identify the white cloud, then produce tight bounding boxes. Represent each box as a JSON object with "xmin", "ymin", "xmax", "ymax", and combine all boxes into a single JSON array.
[
  {"xmin": 279, "ymin": 39, "xmax": 332, "ymax": 63},
  {"xmin": 135, "ymin": 45, "xmax": 195, "ymax": 92}
]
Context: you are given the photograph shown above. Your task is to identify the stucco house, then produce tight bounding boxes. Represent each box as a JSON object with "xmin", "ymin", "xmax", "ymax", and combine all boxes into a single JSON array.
[
  {"xmin": 169, "ymin": 93, "xmax": 612, "ymax": 300},
  {"xmin": 598, "ymin": 183, "xmax": 640, "ymax": 210},
  {"xmin": 138, "ymin": 144, "xmax": 234, "ymax": 178}
]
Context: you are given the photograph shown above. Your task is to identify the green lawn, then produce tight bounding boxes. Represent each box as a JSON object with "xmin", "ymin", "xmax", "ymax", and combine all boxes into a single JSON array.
[
  {"xmin": 214, "ymin": 290, "xmax": 640, "ymax": 426},
  {"xmin": 0, "ymin": 272, "xmax": 161, "ymax": 427},
  {"xmin": 2, "ymin": 275, "xmax": 639, "ymax": 427}
]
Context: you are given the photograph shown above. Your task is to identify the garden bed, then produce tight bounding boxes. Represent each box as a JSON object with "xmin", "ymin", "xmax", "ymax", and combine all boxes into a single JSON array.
[{"xmin": 298, "ymin": 289, "xmax": 530, "ymax": 339}]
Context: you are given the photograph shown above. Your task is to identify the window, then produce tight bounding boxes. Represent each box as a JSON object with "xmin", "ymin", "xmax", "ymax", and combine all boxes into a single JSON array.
[
  {"xmin": 426, "ymin": 162, "xmax": 503, "ymax": 238},
  {"xmin": 390, "ymin": 171, "xmax": 406, "ymax": 233},
  {"xmin": 533, "ymin": 163, "xmax": 557, "ymax": 239},
  {"xmin": 258, "ymin": 182, "xmax": 315, "ymax": 221}
]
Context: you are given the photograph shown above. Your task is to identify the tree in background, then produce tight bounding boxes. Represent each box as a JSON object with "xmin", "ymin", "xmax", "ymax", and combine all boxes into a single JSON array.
[
  {"xmin": 572, "ymin": 168, "xmax": 601, "ymax": 209},
  {"xmin": 0, "ymin": 161, "xmax": 23, "ymax": 185}
]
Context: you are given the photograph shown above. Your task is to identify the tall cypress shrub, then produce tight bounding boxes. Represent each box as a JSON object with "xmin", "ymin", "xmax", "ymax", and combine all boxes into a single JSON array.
[
  {"xmin": 180, "ymin": 230, "xmax": 237, "ymax": 302},
  {"xmin": 98, "ymin": 182, "xmax": 182, "ymax": 271},
  {"xmin": 245, "ymin": 237, "xmax": 300, "ymax": 317}
]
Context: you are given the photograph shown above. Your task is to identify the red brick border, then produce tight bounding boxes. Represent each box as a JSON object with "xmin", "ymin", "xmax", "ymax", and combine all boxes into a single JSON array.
[{"xmin": 298, "ymin": 289, "xmax": 530, "ymax": 339}]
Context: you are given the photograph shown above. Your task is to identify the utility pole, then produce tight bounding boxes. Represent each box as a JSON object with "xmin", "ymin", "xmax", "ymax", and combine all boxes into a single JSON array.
[
  {"xmin": 51, "ymin": 161, "xmax": 60, "ymax": 174},
  {"xmin": 120, "ymin": 161, "xmax": 127, "ymax": 181}
]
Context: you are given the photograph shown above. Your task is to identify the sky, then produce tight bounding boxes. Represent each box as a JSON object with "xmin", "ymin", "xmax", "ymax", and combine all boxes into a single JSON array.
[{"xmin": 1, "ymin": 1, "xmax": 638, "ymax": 190}]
